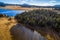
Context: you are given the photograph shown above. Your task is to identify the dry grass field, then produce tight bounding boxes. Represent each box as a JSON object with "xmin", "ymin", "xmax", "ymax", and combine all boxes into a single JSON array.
[
  {"xmin": 0, "ymin": 6, "xmax": 39, "ymax": 11},
  {"xmin": 0, "ymin": 17, "xmax": 16, "ymax": 40}
]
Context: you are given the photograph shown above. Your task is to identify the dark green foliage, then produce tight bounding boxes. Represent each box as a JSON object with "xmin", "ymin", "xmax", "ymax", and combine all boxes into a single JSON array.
[
  {"xmin": 15, "ymin": 9, "xmax": 60, "ymax": 33},
  {"xmin": 0, "ymin": 14, "xmax": 8, "ymax": 17}
]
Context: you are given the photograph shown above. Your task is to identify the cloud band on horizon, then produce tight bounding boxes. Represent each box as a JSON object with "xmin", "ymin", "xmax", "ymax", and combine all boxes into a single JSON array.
[{"xmin": 0, "ymin": 0, "xmax": 60, "ymax": 6}]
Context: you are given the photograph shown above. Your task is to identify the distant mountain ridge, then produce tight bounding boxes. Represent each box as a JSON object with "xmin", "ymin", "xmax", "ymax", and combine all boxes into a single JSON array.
[
  {"xmin": 21, "ymin": 3, "xmax": 31, "ymax": 6},
  {"xmin": 54, "ymin": 5, "xmax": 60, "ymax": 8},
  {"xmin": 0, "ymin": 2, "xmax": 6, "ymax": 7},
  {"xmin": 0, "ymin": 2, "xmax": 60, "ymax": 8}
]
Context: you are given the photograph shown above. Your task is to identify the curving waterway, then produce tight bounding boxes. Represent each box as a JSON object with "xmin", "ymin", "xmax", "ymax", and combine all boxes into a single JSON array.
[{"xmin": 10, "ymin": 24, "xmax": 47, "ymax": 40}]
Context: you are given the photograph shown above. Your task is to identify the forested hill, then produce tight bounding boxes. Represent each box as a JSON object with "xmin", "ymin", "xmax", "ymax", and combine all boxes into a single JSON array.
[{"xmin": 15, "ymin": 9, "xmax": 60, "ymax": 40}]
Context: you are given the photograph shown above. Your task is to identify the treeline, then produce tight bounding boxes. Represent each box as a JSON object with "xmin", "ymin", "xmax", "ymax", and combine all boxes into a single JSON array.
[
  {"xmin": 54, "ymin": 8, "xmax": 60, "ymax": 10},
  {"xmin": 15, "ymin": 9, "xmax": 60, "ymax": 36}
]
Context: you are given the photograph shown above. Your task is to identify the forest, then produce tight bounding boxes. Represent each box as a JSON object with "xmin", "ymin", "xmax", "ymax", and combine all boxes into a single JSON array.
[{"xmin": 15, "ymin": 9, "xmax": 60, "ymax": 37}]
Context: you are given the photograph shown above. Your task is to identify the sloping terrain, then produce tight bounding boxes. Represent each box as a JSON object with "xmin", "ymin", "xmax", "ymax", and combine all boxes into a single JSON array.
[
  {"xmin": 15, "ymin": 9, "xmax": 60, "ymax": 40},
  {"xmin": 0, "ymin": 17, "xmax": 16, "ymax": 40}
]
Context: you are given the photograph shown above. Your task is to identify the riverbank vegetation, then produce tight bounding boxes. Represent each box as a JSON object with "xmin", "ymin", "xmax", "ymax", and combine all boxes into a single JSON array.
[
  {"xmin": 0, "ymin": 14, "xmax": 16, "ymax": 40},
  {"xmin": 15, "ymin": 9, "xmax": 60, "ymax": 40},
  {"xmin": 0, "ymin": 14, "xmax": 8, "ymax": 17}
]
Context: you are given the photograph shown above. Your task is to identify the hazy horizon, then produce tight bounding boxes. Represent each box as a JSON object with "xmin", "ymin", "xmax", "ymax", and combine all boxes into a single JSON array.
[{"xmin": 0, "ymin": 0, "xmax": 60, "ymax": 6}]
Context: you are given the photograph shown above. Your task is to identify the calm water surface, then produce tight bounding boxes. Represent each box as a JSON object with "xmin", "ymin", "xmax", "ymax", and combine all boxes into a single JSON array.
[
  {"xmin": 10, "ymin": 24, "xmax": 47, "ymax": 40},
  {"xmin": 0, "ymin": 8, "xmax": 24, "ymax": 16}
]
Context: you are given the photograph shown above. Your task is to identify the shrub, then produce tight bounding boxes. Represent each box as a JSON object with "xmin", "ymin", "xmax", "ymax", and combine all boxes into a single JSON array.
[{"xmin": 0, "ymin": 14, "xmax": 8, "ymax": 18}]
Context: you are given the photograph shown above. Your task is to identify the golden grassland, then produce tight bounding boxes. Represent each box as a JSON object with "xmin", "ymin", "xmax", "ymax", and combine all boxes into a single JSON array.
[
  {"xmin": 0, "ymin": 6, "xmax": 54, "ymax": 11},
  {"xmin": 0, "ymin": 6, "xmax": 39, "ymax": 11},
  {"xmin": 0, "ymin": 17, "xmax": 16, "ymax": 40}
]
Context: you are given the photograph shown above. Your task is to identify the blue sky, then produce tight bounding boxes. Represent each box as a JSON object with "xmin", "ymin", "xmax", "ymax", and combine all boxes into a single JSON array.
[{"xmin": 0, "ymin": 0, "xmax": 60, "ymax": 6}]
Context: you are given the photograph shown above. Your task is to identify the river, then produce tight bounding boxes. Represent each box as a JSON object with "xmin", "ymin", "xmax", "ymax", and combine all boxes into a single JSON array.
[{"xmin": 10, "ymin": 24, "xmax": 47, "ymax": 40}]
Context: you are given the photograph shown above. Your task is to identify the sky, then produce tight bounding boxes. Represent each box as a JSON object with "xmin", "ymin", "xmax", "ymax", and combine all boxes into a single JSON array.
[{"xmin": 0, "ymin": 0, "xmax": 60, "ymax": 6}]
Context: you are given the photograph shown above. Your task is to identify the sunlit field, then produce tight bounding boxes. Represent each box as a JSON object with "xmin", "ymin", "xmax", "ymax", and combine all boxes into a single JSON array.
[{"xmin": 0, "ymin": 15, "xmax": 16, "ymax": 40}]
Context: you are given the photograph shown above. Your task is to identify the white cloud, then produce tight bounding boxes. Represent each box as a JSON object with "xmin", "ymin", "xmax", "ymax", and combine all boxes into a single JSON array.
[
  {"xmin": 22, "ymin": 1, "xmax": 27, "ymax": 3},
  {"xmin": 19, "ymin": 0, "xmax": 29, "ymax": 4},
  {"xmin": 29, "ymin": 3, "xmax": 54, "ymax": 6},
  {"xmin": 27, "ymin": 0, "xmax": 55, "ymax": 6},
  {"xmin": 50, "ymin": 0, "xmax": 56, "ymax": 3},
  {"xmin": 8, "ymin": 0, "xmax": 57, "ymax": 6}
]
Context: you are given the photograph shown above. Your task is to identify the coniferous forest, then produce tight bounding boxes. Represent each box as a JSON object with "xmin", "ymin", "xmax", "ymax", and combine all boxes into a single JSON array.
[{"xmin": 15, "ymin": 9, "xmax": 60, "ymax": 37}]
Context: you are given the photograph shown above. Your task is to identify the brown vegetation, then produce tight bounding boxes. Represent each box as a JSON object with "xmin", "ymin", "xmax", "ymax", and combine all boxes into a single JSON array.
[
  {"xmin": 0, "ymin": 6, "xmax": 39, "ymax": 11},
  {"xmin": 0, "ymin": 17, "xmax": 16, "ymax": 40}
]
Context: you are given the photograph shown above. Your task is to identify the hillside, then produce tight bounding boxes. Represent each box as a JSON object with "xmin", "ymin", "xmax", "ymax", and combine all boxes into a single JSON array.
[
  {"xmin": 15, "ymin": 9, "xmax": 60, "ymax": 40},
  {"xmin": 0, "ymin": 15, "xmax": 16, "ymax": 40}
]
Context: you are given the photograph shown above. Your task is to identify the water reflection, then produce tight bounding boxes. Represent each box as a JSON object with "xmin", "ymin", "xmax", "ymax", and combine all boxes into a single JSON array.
[{"xmin": 10, "ymin": 24, "xmax": 47, "ymax": 40}]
